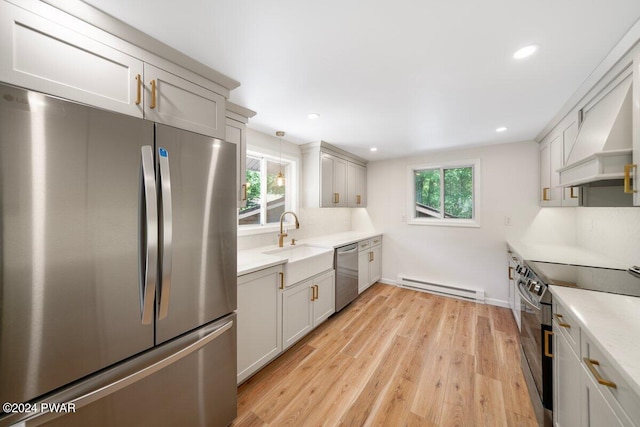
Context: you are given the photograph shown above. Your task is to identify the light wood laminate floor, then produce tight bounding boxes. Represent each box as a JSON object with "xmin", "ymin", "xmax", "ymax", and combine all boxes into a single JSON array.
[{"xmin": 233, "ymin": 283, "xmax": 537, "ymax": 427}]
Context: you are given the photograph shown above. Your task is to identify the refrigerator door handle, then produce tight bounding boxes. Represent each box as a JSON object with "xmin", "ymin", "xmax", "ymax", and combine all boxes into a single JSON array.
[
  {"xmin": 139, "ymin": 146, "xmax": 158, "ymax": 325},
  {"xmin": 157, "ymin": 147, "xmax": 173, "ymax": 320},
  {"xmin": 14, "ymin": 319, "xmax": 234, "ymax": 427}
]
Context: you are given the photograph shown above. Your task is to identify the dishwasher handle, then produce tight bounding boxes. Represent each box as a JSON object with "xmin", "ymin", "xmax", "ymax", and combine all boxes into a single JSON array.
[{"xmin": 337, "ymin": 243, "xmax": 358, "ymax": 254}]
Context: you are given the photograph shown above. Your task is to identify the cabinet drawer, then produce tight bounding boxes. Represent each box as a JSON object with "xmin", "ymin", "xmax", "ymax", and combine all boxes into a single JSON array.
[
  {"xmin": 370, "ymin": 236, "xmax": 382, "ymax": 247},
  {"xmin": 581, "ymin": 331, "xmax": 640, "ymax": 425},
  {"xmin": 358, "ymin": 240, "xmax": 371, "ymax": 252},
  {"xmin": 553, "ymin": 300, "xmax": 581, "ymax": 356}
]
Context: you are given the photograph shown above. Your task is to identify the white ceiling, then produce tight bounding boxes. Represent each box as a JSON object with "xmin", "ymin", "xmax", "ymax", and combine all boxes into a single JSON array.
[{"xmin": 82, "ymin": 0, "xmax": 640, "ymax": 160}]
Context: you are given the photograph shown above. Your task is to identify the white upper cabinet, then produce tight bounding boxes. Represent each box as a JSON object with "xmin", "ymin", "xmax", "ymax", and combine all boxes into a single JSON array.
[
  {"xmin": 302, "ymin": 141, "xmax": 367, "ymax": 208},
  {"xmin": 0, "ymin": 2, "xmax": 143, "ymax": 117},
  {"xmin": 0, "ymin": 1, "xmax": 235, "ymax": 140},
  {"xmin": 347, "ymin": 162, "xmax": 367, "ymax": 207},
  {"xmin": 321, "ymin": 153, "xmax": 348, "ymax": 207},
  {"xmin": 226, "ymin": 102, "xmax": 256, "ymax": 208},
  {"xmin": 539, "ymin": 116, "xmax": 580, "ymax": 207},
  {"xmin": 633, "ymin": 51, "xmax": 640, "ymax": 206},
  {"xmin": 144, "ymin": 64, "xmax": 225, "ymax": 139},
  {"xmin": 540, "ymin": 135, "xmax": 563, "ymax": 206},
  {"xmin": 562, "ymin": 120, "xmax": 580, "ymax": 206}
]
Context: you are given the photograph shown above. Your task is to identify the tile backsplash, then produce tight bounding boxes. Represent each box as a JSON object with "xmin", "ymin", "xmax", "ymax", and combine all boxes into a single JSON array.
[{"xmin": 576, "ymin": 207, "xmax": 640, "ymax": 267}]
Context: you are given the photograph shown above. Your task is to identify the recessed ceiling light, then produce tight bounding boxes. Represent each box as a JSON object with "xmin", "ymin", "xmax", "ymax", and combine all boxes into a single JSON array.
[
  {"xmin": 496, "ymin": 127, "xmax": 508, "ymax": 133},
  {"xmin": 513, "ymin": 45, "xmax": 539, "ymax": 59},
  {"xmin": 307, "ymin": 113, "xmax": 320, "ymax": 120},
  {"xmin": 370, "ymin": 147, "xmax": 378, "ymax": 152}
]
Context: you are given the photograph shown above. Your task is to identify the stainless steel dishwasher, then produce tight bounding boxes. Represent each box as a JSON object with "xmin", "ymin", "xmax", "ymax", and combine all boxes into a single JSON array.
[{"xmin": 335, "ymin": 243, "xmax": 359, "ymax": 311}]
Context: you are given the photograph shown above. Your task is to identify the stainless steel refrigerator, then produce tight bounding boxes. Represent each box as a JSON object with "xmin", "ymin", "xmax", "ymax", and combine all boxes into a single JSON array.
[{"xmin": 0, "ymin": 83, "xmax": 237, "ymax": 426}]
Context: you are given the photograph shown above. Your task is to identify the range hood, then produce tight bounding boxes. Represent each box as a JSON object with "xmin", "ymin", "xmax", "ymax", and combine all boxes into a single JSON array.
[{"xmin": 558, "ymin": 76, "xmax": 632, "ymax": 187}]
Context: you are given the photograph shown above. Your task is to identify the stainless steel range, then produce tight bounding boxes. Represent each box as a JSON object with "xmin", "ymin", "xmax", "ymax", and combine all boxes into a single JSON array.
[{"xmin": 516, "ymin": 259, "xmax": 640, "ymax": 427}]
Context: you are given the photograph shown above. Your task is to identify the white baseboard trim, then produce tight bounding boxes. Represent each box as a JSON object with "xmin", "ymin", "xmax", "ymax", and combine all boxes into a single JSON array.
[
  {"xmin": 378, "ymin": 277, "xmax": 510, "ymax": 309},
  {"xmin": 484, "ymin": 298, "xmax": 510, "ymax": 309}
]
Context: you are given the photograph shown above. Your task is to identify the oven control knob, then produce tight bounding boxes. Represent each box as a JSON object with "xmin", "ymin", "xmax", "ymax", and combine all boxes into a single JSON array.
[
  {"xmin": 528, "ymin": 281, "xmax": 537, "ymax": 291},
  {"xmin": 533, "ymin": 283, "xmax": 542, "ymax": 294}
]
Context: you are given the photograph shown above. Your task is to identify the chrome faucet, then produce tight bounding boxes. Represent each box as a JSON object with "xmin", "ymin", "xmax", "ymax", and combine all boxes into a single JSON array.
[{"xmin": 278, "ymin": 211, "xmax": 300, "ymax": 247}]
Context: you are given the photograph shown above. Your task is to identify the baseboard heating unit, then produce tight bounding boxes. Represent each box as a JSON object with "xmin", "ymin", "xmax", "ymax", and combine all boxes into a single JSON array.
[{"xmin": 397, "ymin": 275, "xmax": 485, "ymax": 303}]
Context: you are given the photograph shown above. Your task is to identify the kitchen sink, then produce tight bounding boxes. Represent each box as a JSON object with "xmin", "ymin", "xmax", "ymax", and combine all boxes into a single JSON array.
[{"xmin": 263, "ymin": 244, "xmax": 334, "ymax": 286}]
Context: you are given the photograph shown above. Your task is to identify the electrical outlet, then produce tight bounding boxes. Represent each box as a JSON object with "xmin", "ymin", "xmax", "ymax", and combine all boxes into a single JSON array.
[
  {"xmin": 401, "ymin": 215, "xmax": 406, "ymax": 222},
  {"xmin": 504, "ymin": 216, "xmax": 511, "ymax": 226}
]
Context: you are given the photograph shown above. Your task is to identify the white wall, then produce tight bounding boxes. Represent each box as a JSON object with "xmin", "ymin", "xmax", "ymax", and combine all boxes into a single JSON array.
[
  {"xmin": 238, "ymin": 129, "xmax": 352, "ymax": 251},
  {"xmin": 362, "ymin": 140, "xmax": 546, "ymax": 306}
]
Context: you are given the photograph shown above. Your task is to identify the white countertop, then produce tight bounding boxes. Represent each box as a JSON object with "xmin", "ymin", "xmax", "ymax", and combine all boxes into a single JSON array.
[
  {"xmin": 238, "ymin": 231, "xmax": 382, "ymax": 276},
  {"xmin": 507, "ymin": 241, "xmax": 628, "ymax": 269},
  {"xmin": 550, "ymin": 285, "xmax": 640, "ymax": 398}
]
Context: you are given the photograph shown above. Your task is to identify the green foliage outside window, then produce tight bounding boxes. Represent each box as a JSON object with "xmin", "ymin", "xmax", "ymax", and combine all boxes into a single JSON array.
[
  {"xmin": 415, "ymin": 166, "xmax": 473, "ymax": 219},
  {"xmin": 245, "ymin": 169, "xmax": 261, "ymax": 210}
]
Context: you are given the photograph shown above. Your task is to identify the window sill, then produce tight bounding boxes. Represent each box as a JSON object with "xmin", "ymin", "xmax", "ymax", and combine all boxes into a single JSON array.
[{"xmin": 408, "ymin": 218, "xmax": 480, "ymax": 228}]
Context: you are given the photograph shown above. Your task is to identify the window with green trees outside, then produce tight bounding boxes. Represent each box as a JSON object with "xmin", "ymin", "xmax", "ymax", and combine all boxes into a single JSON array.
[
  {"xmin": 239, "ymin": 153, "xmax": 291, "ymax": 227},
  {"xmin": 409, "ymin": 160, "xmax": 480, "ymax": 226}
]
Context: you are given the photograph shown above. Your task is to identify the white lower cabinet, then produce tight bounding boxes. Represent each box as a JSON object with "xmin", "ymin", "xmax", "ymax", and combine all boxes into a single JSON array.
[
  {"xmin": 552, "ymin": 298, "xmax": 639, "ymax": 427},
  {"xmin": 282, "ymin": 269, "xmax": 335, "ymax": 350},
  {"xmin": 581, "ymin": 365, "xmax": 625, "ymax": 427},
  {"xmin": 358, "ymin": 236, "xmax": 382, "ymax": 293},
  {"xmin": 553, "ymin": 319, "xmax": 581, "ymax": 427},
  {"xmin": 237, "ymin": 265, "xmax": 282, "ymax": 384}
]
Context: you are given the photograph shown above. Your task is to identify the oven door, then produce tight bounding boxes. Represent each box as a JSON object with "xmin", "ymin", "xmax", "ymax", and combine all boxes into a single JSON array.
[{"xmin": 518, "ymin": 279, "xmax": 553, "ymax": 411}]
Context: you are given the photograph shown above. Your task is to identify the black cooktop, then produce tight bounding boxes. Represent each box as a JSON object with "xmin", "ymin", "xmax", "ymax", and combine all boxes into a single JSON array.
[{"xmin": 525, "ymin": 261, "xmax": 640, "ymax": 298}]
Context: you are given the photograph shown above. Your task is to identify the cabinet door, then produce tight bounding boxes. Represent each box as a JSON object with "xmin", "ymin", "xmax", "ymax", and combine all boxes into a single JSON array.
[
  {"xmin": 144, "ymin": 64, "xmax": 225, "ymax": 139},
  {"xmin": 333, "ymin": 156, "xmax": 348, "ymax": 207},
  {"xmin": 312, "ymin": 272, "xmax": 335, "ymax": 326},
  {"xmin": 0, "ymin": 2, "xmax": 143, "ymax": 118},
  {"xmin": 633, "ymin": 51, "xmax": 640, "ymax": 206},
  {"xmin": 282, "ymin": 281, "xmax": 313, "ymax": 350},
  {"xmin": 370, "ymin": 245, "xmax": 382, "ymax": 285},
  {"xmin": 540, "ymin": 136, "xmax": 563, "ymax": 206},
  {"xmin": 507, "ymin": 257, "xmax": 516, "ymax": 312},
  {"xmin": 321, "ymin": 154, "xmax": 336, "ymax": 207},
  {"xmin": 356, "ymin": 164, "xmax": 367, "ymax": 207},
  {"xmin": 358, "ymin": 250, "xmax": 370, "ymax": 293},
  {"xmin": 226, "ymin": 118, "xmax": 247, "ymax": 208},
  {"xmin": 321, "ymin": 153, "xmax": 347, "ymax": 207},
  {"xmin": 581, "ymin": 366, "xmax": 625, "ymax": 427},
  {"xmin": 237, "ymin": 267, "xmax": 282, "ymax": 384},
  {"xmin": 347, "ymin": 163, "xmax": 367, "ymax": 207},
  {"xmin": 540, "ymin": 141, "xmax": 552, "ymax": 206},
  {"xmin": 550, "ymin": 135, "xmax": 564, "ymax": 206},
  {"xmin": 562, "ymin": 121, "xmax": 580, "ymax": 206},
  {"xmin": 553, "ymin": 324, "xmax": 581, "ymax": 427}
]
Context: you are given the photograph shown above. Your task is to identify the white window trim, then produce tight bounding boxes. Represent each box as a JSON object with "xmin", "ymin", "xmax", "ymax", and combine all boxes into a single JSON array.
[
  {"xmin": 406, "ymin": 158, "xmax": 481, "ymax": 228},
  {"xmin": 238, "ymin": 149, "xmax": 299, "ymax": 236}
]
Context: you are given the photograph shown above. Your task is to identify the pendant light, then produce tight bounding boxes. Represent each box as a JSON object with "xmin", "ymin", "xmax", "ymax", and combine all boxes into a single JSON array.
[{"xmin": 276, "ymin": 131, "xmax": 285, "ymax": 187}]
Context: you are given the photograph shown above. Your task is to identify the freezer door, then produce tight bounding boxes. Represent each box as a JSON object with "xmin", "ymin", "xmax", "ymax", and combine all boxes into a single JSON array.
[
  {"xmin": 155, "ymin": 124, "xmax": 237, "ymax": 344},
  {"xmin": 0, "ymin": 84, "xmax": 155, "ymax": 406},
  {"xmin": 1, "ymin": 314, "xmax": 237, "ymax": 427}
]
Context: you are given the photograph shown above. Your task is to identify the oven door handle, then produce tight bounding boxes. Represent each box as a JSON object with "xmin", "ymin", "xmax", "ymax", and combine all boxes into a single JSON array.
[{"xmin": 517, "ymin": 281, "xmax": 541, "ymax": 311}]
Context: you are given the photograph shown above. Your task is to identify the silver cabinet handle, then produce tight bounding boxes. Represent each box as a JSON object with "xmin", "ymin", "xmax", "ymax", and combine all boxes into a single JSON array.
[
  {"xmin": 139, "ymin": 146, "xmax": 158, "ymax": 325},
  {"xmin": 14, "ymin": 320, "xmax": 233, "ymax": 426},
  {"xmin": 157, "ymin": 147, "xmax": 173, "ymax": 320}
]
